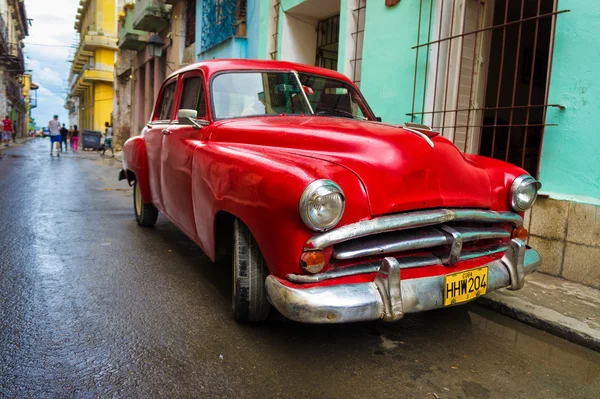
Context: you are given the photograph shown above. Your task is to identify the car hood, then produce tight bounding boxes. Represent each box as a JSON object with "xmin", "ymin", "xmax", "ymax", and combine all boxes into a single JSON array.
[{"xmin": 214, "ymin": 116, "xmax": 492, "ymax": 216}]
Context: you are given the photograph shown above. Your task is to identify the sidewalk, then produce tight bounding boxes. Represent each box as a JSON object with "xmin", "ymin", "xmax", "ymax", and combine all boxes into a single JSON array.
[
  {"xmin": 0, "ymin": 136, "xmax": 36, "ymax": 152},
  {"xmin": 478, "ymin": 272, "xmax": 600, "ymax": 351}
]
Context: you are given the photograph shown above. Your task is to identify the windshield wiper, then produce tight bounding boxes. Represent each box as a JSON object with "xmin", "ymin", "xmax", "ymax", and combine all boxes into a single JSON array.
[{"xmin": 314, "ymin": 107, "xmax": 367, "ymax": 120}]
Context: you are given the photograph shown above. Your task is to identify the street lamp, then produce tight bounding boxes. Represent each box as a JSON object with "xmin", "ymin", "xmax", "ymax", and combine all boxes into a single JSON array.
[{"xmin": 147, "ymin": 33, "xmax": 164, "ymax": 58}]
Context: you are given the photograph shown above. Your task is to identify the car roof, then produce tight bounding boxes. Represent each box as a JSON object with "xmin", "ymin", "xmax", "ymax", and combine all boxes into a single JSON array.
[{"xmin": 167, "ymin": 59, "xmax": 354, "ymax": 84}]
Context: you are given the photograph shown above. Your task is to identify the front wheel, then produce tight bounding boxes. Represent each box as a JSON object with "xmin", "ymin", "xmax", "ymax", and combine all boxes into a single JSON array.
[
  {"xmin": 232, "ymin": 218, "xmax": 271, "ymax": 322},
  {"xmin": 133, "ymin": 180, "xmax": 158, "ymax": 227}
]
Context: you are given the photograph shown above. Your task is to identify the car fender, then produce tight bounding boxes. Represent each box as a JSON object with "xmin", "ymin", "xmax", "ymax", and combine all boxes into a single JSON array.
[
  {"xmin": 122, "ymin": 136, "xmax": 152, "ymax": 203},
  {"xmin": 190, "ymin": 144, "xmax": 371, "ymax": 278}
]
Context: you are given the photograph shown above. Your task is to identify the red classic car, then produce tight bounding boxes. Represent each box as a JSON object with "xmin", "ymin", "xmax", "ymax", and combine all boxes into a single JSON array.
[{"xmin": 120, "ymin": 59, "xmax": 542, "ymax": 323}]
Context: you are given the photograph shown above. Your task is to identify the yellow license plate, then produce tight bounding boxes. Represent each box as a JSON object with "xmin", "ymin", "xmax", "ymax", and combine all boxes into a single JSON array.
[{"xmin": 444, "ymin": 266, "xmax": 488, "ymax": 306}]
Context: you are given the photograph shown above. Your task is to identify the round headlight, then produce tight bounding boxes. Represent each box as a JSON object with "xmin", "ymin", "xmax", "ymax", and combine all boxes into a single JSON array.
[
  {"xmin": 510, "ymin": 174, "xmax": 542, "ymax": 212},
  {"xmin": 299, "ymin": 180, "xmax": 345, "ymax": 231}
]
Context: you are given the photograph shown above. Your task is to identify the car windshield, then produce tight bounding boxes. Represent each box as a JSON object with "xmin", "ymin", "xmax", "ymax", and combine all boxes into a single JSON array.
[
  {"xmin": 212, "ymin": 72, "xmax": 311, "ymax": 119},
  {"xmin": 211, "ymin": 71, "xmax": 373, "ymax": 120}
]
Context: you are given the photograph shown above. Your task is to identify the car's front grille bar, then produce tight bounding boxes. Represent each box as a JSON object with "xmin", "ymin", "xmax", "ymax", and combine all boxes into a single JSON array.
[
  {"xmin": 287, "ymin": 244, "xmax": 510, "ymax": 284},
  {"xmin": 333, "ymin": 225, "xmax": 510, "ymax": 260},
  {"xmin": 304, "ymin": 209, "xmax": 522, "ymax": 251}
]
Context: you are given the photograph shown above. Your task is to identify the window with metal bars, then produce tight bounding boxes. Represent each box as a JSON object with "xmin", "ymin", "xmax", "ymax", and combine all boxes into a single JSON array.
[
  {"xmin": 200, "ymin": 0, "xmax": 247, "ymax": 52},
  {"xmin": 185, "ymin": 0, "xmax": 197, "ymax": 48},
  {"xmin": 409, "ymin": 0, "xmax": 568, "ymax": 177},
  {"xmin": 350, "ymin": 0, "xmax": 366, "ymax": 86},
  {"xmin": 316, "ymin": 14, "xmax": 340, "ymax": 70}
]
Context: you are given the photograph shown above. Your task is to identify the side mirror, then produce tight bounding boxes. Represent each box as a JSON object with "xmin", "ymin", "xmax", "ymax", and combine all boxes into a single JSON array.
[
  {"xmin": 178, "ymin": 109, "xmax": 203, "ymax": 129},
  {"xmin": 375, "ymin": 116, "xmax": 382, "ymax": 122}
]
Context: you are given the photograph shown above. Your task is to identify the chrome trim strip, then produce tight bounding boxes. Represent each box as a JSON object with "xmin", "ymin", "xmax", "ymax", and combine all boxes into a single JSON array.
[
  {"xmin": 305, "ymin": 209, "xmax": 523, "ymax": 251},
  {"xmin": 266, "ymin": 240, "xmax": 542, "ymax": 323},
  {"xmin": 287, "ymin": 255, "xmax": 442, "ymax": 283},
  {"xmin": 334, "ymin": 227, "xmax": 448, "ymax": 260},
  {"xmin": 403, "ymin": 127, "xmax": 435, "ymax": 148},
  {"xmin": 404, "ymin": 122, "xmax": 433, "ymax": 131},
  {"xmin": 332, "ymin": 225, "xmax": 511, "ymax": 260},
  {"xmin": 459, "ymin": 245, "xmax": 508, "ymax": 261},
  {"xmin": 287, "ymin": 264, "xmax": 381, "ymax": 283}
]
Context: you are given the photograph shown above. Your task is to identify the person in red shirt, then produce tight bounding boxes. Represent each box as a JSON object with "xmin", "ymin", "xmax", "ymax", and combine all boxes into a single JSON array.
[{"xmin": 2, "ymin": 116, "xmax": 12, "ymax": 147}]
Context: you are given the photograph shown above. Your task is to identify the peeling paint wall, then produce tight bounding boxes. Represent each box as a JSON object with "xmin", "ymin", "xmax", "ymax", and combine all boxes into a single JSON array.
[{"xmin": 539, "ymin": 1, "xmax": 600, "ymax": 202}]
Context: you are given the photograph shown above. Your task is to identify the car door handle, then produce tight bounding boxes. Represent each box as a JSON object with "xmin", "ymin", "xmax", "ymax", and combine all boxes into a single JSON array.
[{"xmin": 162, "ymin": 129, "xmax": 171, "ymax": 135}]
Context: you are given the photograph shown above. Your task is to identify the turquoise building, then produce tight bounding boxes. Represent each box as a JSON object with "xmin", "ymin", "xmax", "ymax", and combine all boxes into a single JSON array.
[{"xmin": 195, "ymin": 0, "xmax": 600, "ymax": 288}]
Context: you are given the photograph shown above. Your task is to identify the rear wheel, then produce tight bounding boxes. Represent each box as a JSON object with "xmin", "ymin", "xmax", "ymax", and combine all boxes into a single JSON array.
[
  {"xmin": 232, "ymin": 218, "xmax": 271, "ymax": 322},
  {"xmin": 133, "ymin": 180, "xmax": 158, "ymax": 227}
]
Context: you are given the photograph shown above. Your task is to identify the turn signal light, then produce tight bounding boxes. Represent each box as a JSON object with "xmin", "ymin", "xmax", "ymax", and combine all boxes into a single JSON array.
[
  {"xmin": 301, "ymin": 251, "xmax": 325, "ymax": 274},
  {"xmin": 512, "ymin": 226, "xmax": 529, "ymax": 241}
]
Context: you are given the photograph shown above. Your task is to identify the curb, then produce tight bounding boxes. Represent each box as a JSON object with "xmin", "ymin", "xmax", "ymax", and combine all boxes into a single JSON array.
[
  {"xmin": 478, "ymin": 294, "xmax": 600, "ymax": 352},
  {"xmin": 0, "ymin": 136, "xmax": 36, "ymax": 153}
]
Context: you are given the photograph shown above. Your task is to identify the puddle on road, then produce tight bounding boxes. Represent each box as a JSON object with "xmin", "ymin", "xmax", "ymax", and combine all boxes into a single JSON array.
[
  {"xmin": 0, "ymin": 153, "xmax": 26, "ymax": 158},
  {"xmin": 467, "ymin": 305, "xmax": 600, "ymax": 386}
]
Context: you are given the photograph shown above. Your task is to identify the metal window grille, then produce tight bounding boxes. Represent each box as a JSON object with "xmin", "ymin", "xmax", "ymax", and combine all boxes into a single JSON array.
[
  {"xmin": 270, "ymin": 0, "xmax": 281, "ymax": 60},
  {"xmin": 316, "ymin": 14, "xmax": 340, "ymax": 70},
  {"xmin": 350, "ymin": 0, "xmax": 367, "ymax": 86},
  {"xmin": 200, "ymin": 0, "xmax": 247, "ymax": 52},
  {"xmin": 409, "ymin": 0, "xmax": 569, "ymax": 177},
  {"xmin": 185, "ymin": 0, "xmax": 197, "ymax": 47}
]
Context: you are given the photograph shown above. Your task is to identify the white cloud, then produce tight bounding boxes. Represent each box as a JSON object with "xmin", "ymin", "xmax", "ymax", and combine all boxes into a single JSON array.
[{"xmin": 23, "ymin": 0, "xmax": 81, "ymax": 126}]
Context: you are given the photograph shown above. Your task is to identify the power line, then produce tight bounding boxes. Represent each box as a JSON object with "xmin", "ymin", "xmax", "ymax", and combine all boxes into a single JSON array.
[{"xmin": 23, "ymin": 42, "xmax": 73, "ymax": 48}]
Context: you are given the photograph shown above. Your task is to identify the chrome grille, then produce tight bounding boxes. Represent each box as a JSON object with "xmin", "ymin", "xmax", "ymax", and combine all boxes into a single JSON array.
[
  {"xmin": 292, "ymin": 209, "xmax": 522, "ymax": 284},
  {"xmin": 333, "ymin": 225, "xmax": 510, "ymax": 261}
]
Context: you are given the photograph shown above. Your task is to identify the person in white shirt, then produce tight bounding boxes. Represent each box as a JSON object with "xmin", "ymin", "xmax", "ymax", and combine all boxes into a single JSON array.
[
  {"xmin": 102, "ymin": 121, "xmax": 114, "ymax": 157},
  {"xmin": 48, "ymin": 115, "xmax": 62, "ymax": 157}
]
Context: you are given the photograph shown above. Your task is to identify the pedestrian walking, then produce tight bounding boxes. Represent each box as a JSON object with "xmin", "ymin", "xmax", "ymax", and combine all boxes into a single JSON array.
[
  {"xmin": 71, "ymin": 125, "xmax": 80, "ymax": 151},
  {"xmin": 2, "ymin": 116, "xmax": 13, "ymax": 147},
  {"xmin": 48, "ymin": 115, "xmax": 62, "ymax": 157},
  {"xmin": 102, "ymin": 121, "xmax": 114, "ymax": 157},
  {"xmin": 60, "ymin": 123, "xmax": 69, "ymax": 152}
]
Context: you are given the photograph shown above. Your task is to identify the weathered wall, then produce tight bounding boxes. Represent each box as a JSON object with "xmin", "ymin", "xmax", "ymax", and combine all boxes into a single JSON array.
[
  {"xmin": 525, "ymin": 198, "xmax": 600, "ymax": 289},
  {"xmin": 539, "ymin": 1, "xmax": 600, "ymax": 203},
  {"xmin": 360, "ymin": 0, "xmax": 430, "ymax": 123}
]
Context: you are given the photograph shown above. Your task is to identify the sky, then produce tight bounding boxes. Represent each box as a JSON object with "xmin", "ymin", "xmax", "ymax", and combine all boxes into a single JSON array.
[{"xmin": 23, "ymin": 0, "xmax": 79, "ymax": 128}]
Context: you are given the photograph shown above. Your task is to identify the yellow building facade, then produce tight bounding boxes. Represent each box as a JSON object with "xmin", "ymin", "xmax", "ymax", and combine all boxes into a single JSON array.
[{"xmin": 68, "ymin": 0, "xmax": 118, "ymax": 132}]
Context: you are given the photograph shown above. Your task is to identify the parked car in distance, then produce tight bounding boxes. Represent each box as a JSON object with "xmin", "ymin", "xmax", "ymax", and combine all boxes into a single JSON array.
[{"xmin": 120, "ymin": 59, "xmax": 542, "ymax": 323}]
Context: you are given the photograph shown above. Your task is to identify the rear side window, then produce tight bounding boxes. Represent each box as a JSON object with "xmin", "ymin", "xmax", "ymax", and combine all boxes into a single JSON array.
[
  {"xmin": 179, "ymin": 76, "xmax": 207, "ymax": 118},
  {"xmin": 156, "ymin": 82, "xmax": 177, "ymax": 121}
]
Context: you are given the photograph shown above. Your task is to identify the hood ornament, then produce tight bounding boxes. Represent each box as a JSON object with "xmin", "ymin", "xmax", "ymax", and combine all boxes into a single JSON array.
[{"xmin": 402, "ymin": 122, "xmax": 435, "ymax": 148}]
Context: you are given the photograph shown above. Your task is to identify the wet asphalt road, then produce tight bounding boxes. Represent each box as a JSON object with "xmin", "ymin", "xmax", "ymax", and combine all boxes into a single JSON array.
[{"xmin": 1, "ymin": 139, "xmax": 599, "ymax": 398}]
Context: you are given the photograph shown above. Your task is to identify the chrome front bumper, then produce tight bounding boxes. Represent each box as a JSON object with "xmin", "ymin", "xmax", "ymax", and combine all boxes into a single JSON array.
[{"xmin": 265, "ymin": 239, "xmax": 541, "ymax": 323}]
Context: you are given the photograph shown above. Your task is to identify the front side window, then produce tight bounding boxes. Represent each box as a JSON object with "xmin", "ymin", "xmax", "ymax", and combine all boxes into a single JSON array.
[
  {"xmin": 179, "ymin": 76, "xmax": 207, "ymax": 118},
  {"xmin": 297, "ymin": 73, "xmax": 371, "ymax": 120},
  {"xmin": 212, "ymin": 72, "xmax": 311, "ymax": 119},
  {"xmin": 156, "ymin": 82, "xmax": 177, "ymax": 121}
]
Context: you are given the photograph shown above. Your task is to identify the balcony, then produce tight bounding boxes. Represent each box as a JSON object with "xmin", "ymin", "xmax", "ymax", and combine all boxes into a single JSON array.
[
  {"xmin": 133, "ymin": 0, "xmax": 171, "ymax": 32},
  {"xmin": 29, "ymin": 83, "xmax": 38, "ymax": 109},
  {"xmin": 118, "ymin": 10, "xmax": 147, "ymax": 51},
  {"xmin": 6, "ymin": 79, "xmax": 23, "ymax": 103},
  {"xmin": 0, "ymin": 12, "xmax": 8, "ymax": 54},
  {"xmin": 0, "ymin": 43, "xmax": 25, "ymax": 73},
  {"xmin": 70, "ymin": 64, "xmax": 115, "ymax": 97},
  {"xmin": 71, "ymin": 33, "xmax": 118, "ymax": 74}
]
